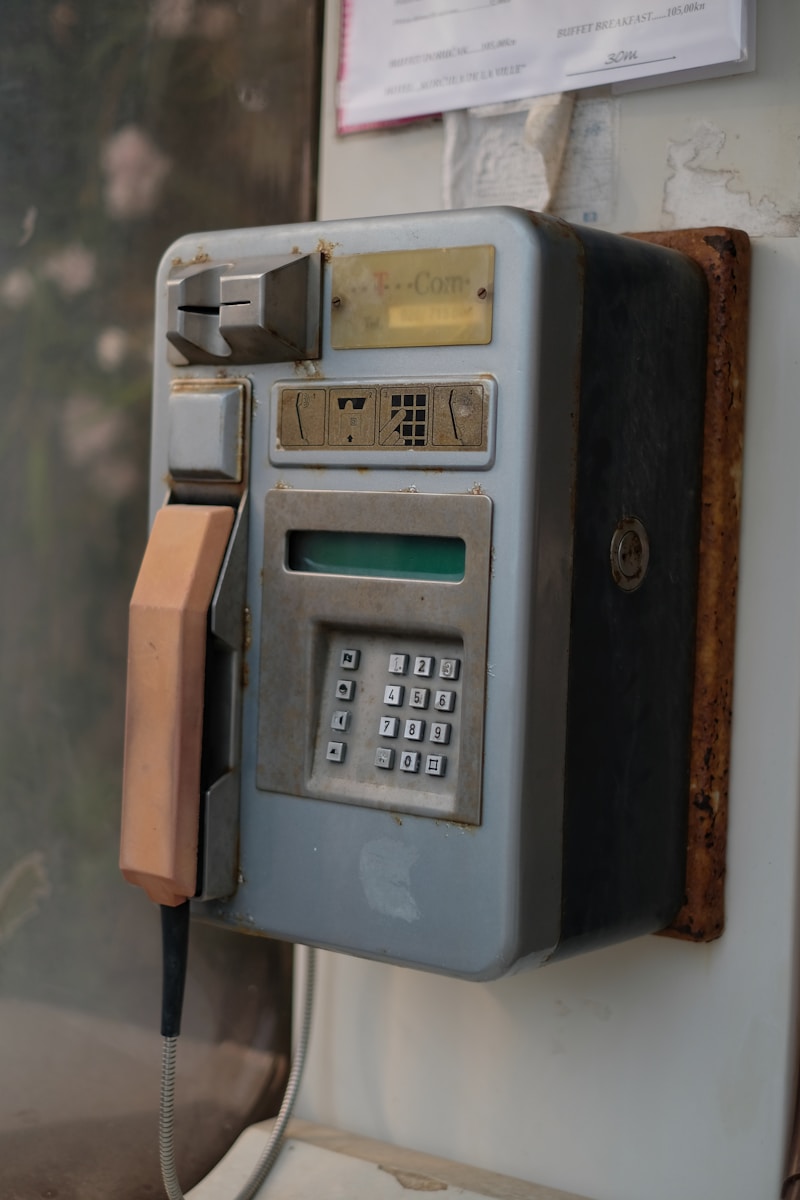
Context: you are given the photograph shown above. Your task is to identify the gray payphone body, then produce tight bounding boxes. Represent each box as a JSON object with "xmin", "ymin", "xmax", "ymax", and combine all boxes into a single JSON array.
[{"xmin": 151, "ymin": 208, "xmax": 707, "ymax": 979}]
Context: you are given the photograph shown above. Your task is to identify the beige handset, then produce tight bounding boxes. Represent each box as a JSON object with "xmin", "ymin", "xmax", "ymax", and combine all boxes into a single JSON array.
[{"xmin": 120, "ymin": 504, "xmax": 234, "ymax": 907}]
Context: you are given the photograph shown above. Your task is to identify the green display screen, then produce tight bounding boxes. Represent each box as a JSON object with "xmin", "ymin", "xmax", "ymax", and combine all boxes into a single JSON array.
[{"xmin": 288, "ymin": 531, "xmax": 465, "ymax": 582}]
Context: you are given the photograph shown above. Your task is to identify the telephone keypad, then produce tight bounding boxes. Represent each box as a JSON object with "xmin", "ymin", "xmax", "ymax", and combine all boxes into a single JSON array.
[{"xmin": 315, "ymin": 633, "xmax": 463, "ymax": 808}]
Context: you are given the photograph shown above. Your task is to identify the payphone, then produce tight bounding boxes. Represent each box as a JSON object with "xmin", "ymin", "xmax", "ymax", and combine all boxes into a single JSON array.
[{"xmin": 121, "ymin": 207, "xmax": 709, "ymax": 980}]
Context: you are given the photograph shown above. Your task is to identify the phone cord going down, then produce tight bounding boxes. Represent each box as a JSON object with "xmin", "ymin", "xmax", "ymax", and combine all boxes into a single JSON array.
[{"xmin": 158, "ymin": 901, "xmax": 316, "ymax": 1200}]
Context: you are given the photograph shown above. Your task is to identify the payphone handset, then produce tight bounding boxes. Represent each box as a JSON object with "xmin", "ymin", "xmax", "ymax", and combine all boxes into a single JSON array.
[{"xmin": 121, "ymin": 208, "xmax": 708, "ymax": 979}]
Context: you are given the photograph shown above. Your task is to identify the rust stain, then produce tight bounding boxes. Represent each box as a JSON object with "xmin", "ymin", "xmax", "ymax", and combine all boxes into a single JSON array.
[
  {"xmin": 628, "ymin": 226, "xmax": 750, "ymax": 943},
  {"xmin": 293, "ymin": 360, "xmax": 323, "ymax": 379},
  {"xmin": 524, "ymin": 210, "xmax": 579, "ymax": 249},
  {"xmin": 171, "ymin": 250, "xmax": 211, "ymax": 269},
  {"xmin": 316, "ymin": 237, "xmax": 339, "ymax": 263},
  {"xmin": 434, "ymin": 819, "xmax": 477, "ymax": 834},
  {"xmin": 378, "ymin": 1165, "xmax": 447, "ymax": 1192}
]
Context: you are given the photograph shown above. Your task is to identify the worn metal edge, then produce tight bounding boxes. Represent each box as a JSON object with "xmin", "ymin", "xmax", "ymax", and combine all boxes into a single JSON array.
[{"xmin": 626, "ymin": 226, "xmax": 751, "ymax": 943}]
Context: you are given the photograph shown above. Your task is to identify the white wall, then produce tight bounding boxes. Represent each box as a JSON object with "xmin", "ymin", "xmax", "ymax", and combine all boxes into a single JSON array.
[{"xmin": 300, "ymin": 4, "xmax": 800, "ymax": 1198}]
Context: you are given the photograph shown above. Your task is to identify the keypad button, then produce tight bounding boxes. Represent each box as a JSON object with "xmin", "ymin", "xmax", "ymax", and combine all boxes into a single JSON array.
[
  {"xmin": 413, "ymin": 656, "xmax": 435, "ymax": 677},
  {"xmin": 388, "ymin": 654, "xmax": 409, "ymax": 675},
  {"xmin": 335, "ymin": 679, "xmax": 356, "ymax": 701},
  {"xmin": 375, "ymin": 747, "xmax": 395, "ymax": 770},
  {"xmin": 434, "ymin": 689, "xmax": 456, "ymax": 712},
  {"xmin": 331, "ymin": 710, "xmax": 351, "ymax": 732},
  {"xmin": 384, "ymin": 684, "xmax": 405, "ymax": 706},
  {"xmin": 326, "ymin": 741, "xmax": 346, "ymax": 763},
  {"xmin": 340, "ymin": 648, "xmax": 360, "ymax": 670},
  {"xmin": 409, "ymin": 687, "xmax": 430, "ymax": 709},
  {"xmin": 425, "ymin": 754, "xmax": 447, "ymax": 777},
  {"xmin": 379, "ymin": 715, "xmax": 399, "ymax": 738},
  {"xmin": 429, "ymin": 722, "xmax": 451, "ymax": 745},
  {"xmin": 404, "ymin": 719, "xmax": 425, "ymax": 741},
  {"xmin": 399, "ymin": 750, "xmax": 421, "ymax": 773},
  {"xmin": 439, "ymin": 658, "xmax": 461, "ymax": 680}
]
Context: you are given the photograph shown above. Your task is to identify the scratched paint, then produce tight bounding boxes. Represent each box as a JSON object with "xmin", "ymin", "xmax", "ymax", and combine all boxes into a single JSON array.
[{"xmin": 359, "ymin": 838, "xmax": 421, "ymax": 922}]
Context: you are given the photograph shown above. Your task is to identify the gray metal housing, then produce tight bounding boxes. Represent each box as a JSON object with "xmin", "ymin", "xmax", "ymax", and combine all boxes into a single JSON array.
[{"xmin": 149, "ymin": 208, "xmax": 707, "ymax": 979}]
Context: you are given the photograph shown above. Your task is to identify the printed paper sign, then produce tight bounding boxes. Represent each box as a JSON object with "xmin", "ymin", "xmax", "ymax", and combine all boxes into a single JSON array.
[{"xmin": 338, "ymin": 0, "xmax": 748, "ymax": 132}]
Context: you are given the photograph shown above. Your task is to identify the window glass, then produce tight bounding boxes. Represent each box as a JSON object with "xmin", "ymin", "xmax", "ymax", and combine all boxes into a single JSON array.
[{"xmin": 0, "ymin": 2, "xmax": 321, "ymax": 1193}]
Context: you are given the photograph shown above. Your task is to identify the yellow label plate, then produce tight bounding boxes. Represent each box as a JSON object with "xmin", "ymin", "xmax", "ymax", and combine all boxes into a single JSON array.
[{"xmin": 330, "ymin": 246, "xmax": 494, "ymax": 349}]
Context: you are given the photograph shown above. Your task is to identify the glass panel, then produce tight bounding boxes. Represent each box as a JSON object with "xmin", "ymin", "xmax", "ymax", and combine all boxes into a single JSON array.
[{"xmin": 0, "ymin": 2, "xmax": 321, "ymax": 1195}]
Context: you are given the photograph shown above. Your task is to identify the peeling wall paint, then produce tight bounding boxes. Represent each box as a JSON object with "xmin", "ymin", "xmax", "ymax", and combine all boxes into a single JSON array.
[{"xmin": 662, "ymin": 120, "xmax": 800, "ymax": 235}]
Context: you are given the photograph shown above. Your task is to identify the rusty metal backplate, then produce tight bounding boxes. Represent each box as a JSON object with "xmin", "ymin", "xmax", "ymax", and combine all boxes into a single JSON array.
[{"xmin": 628, "ymin": 227, "xmax": 750, "ymax": 943}]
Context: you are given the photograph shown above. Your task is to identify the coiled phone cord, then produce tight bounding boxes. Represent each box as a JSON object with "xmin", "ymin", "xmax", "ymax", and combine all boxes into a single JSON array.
[{"xmin": 158, "ymin": 902, "xmax": 316, "ymax": 1200}]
